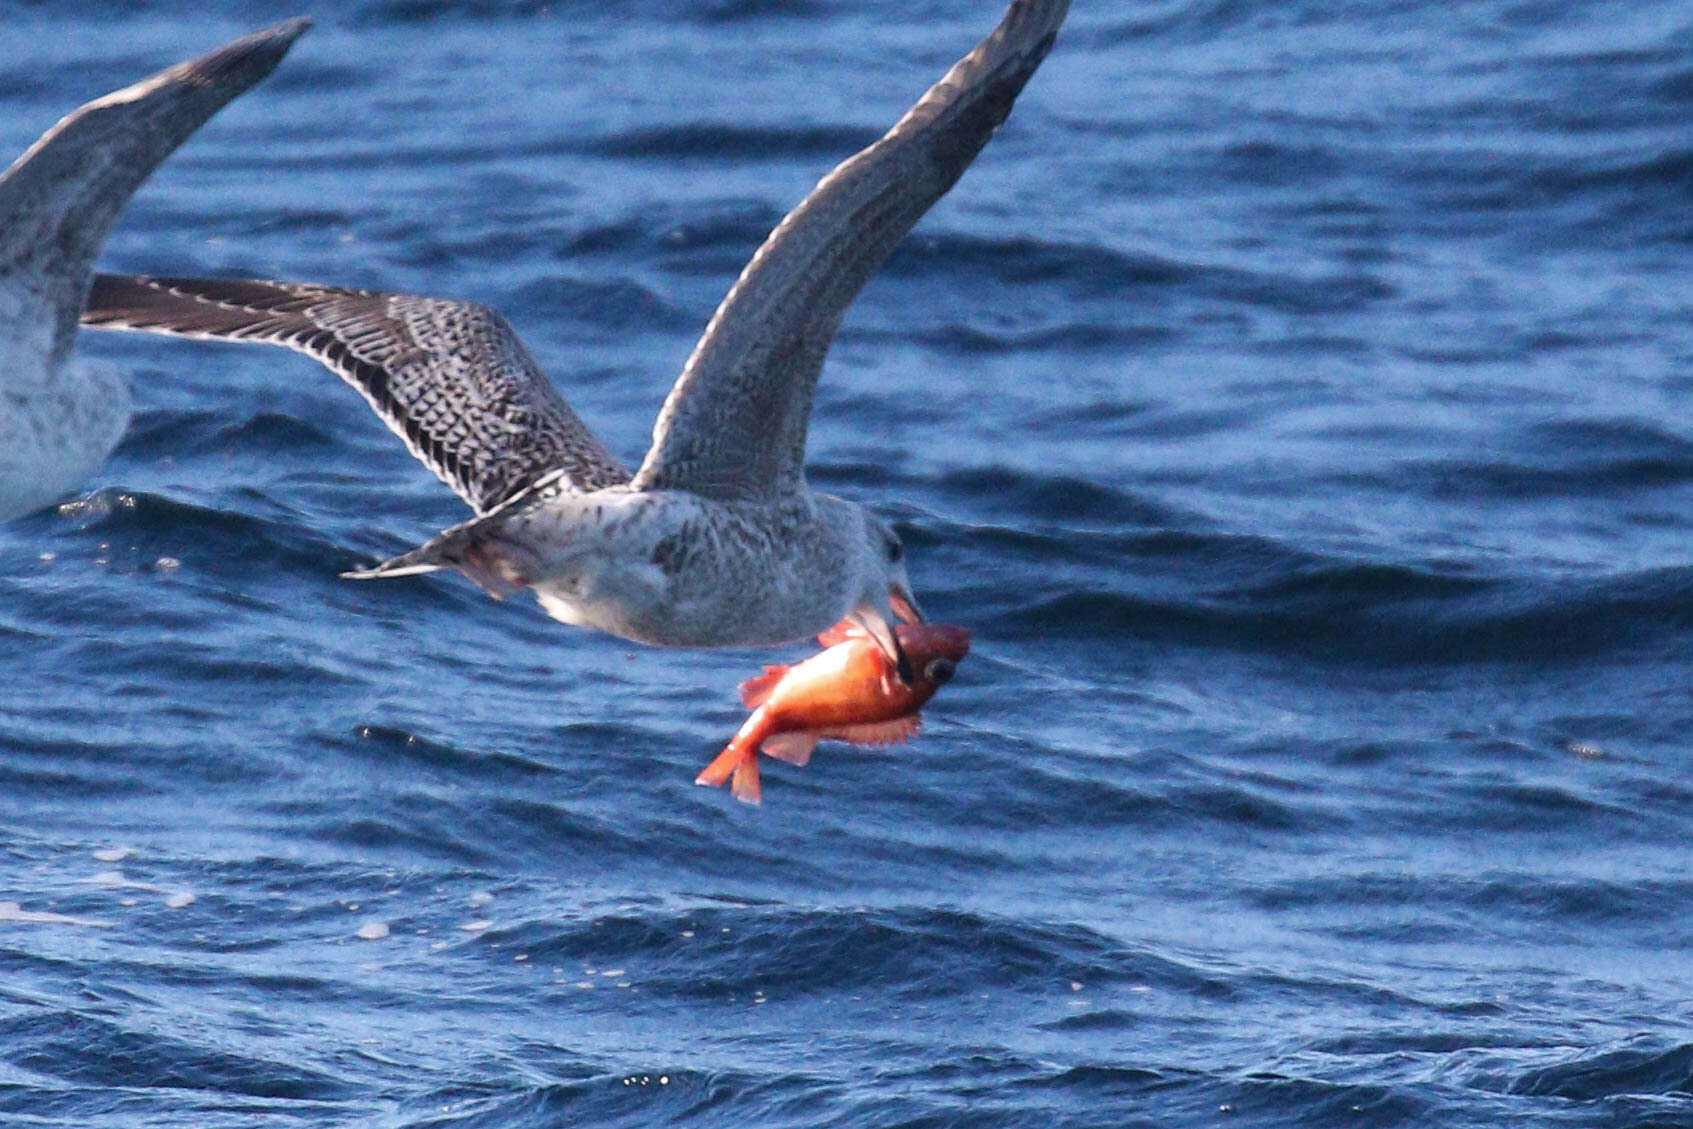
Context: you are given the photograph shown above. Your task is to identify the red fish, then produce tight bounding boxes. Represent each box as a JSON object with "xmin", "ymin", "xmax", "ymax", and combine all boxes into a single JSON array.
[{"xmin": 694, "ymin": 622, "xmax": 973, "ymax": 804}]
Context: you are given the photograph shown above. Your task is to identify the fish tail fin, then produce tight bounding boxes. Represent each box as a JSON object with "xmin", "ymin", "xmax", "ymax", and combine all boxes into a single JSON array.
[
  {"xmin": 696, "ymin": 711, "xmax": 766, "ymax": 804},
  {"xmin": 729, "ymin": 756, "xmax": 762, "ymax": 805},
  {"xmin": 693, "ymin": 742, "xmax": 745, "ymax": 790}
]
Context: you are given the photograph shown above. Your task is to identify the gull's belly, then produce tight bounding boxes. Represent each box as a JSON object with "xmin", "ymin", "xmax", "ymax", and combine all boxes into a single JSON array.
[
  {"xmin": 518, "ymin": 495, "xmax": 852, "ymax": 648},
  {"xmin": 531, "ymin": 556, "xmax": 849, "ymax": 648},
  {"xmin": 0, "ymin": 358, "xmax": 131, "ymax": 521}
]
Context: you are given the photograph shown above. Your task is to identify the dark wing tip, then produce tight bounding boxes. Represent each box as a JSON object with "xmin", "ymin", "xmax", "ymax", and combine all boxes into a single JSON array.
[{"xmin": 168, "ymin": 18, "xmax": 313, "ymax": 90}]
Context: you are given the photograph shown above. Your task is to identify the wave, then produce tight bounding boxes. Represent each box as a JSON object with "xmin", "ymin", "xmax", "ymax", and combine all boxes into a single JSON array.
[
  {"xmin": 33, "ymin": 487, "xmax": 361, "ymax": 586},
  {"xmin": 886, "ymin": 233, "xmax": 1396, "ymax": 316},
  {"xmin": 465, "ymin": 904, "xmax": 1200, "ymax": 1002},
  {"xmin": 1500, "ymin": 1039, "xmax": 1693, "ymax": 1101},
  {"xmin": 928, "ymin": 467, "xmax": 1190, "ymax": 529},
  {"xmin": 506, "ymin": 276, "xmax": 693, "ymax": 334},
  {"xmin": 992, "ymin": 565, "xmax": 1693, "ymax": 665},
  {"xmin": 348, "ymin": 0, "xmax": 825, "ymax": 27},
  {"xmin": 1250, "ymin": 872, "xmax": 1685, "ymax": 937},
  {"xmin": 580, "ymin": 123, "xmax": 876, "ymax": 162},
  {"xmin": 1216, "ymin": 1075, "xmax": 1430, "ymax": 1128},
  {"xmin": 847, "ymin": 321, "xmax": 1180, "ymax": 355},
  {"xmin": 119, "ymin": 408, "xmax": 338, "ymax": 464},
  {"xmin": 0, "ymin": 1010, "xmax": 352, "ymax": 1101},
  {"xmin": 1425, "ymin": 418, "xmax": 1693, "ymax": 497}
]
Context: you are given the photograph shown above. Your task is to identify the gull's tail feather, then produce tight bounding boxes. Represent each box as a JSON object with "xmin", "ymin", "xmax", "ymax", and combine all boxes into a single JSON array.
[
  {"xmin": 343, "ymin": 512, "xmax": 539, "ymax": 600},
  {"xmin": 341, "ymin": 555, "xmax": 443, "ymax": 582}
]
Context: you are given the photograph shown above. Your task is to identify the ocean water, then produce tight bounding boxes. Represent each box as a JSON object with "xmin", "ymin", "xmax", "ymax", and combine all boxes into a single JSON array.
[{"xmin": 2, "ymin": 0, "xmax": 1692, "ymax": 1125}]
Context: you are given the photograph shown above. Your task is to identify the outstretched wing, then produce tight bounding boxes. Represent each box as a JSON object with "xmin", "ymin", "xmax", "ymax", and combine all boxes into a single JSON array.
[
  {"xmin": 82, "ymin": 274, "xmax": 630, "ymax": 514},
  {"xmin": 631, "ymin": 0, "xmax": 1069, "ymax": 502},
  {"xmin": 0, "ymin": 19, "xmax": 310, "ymax": 372}
]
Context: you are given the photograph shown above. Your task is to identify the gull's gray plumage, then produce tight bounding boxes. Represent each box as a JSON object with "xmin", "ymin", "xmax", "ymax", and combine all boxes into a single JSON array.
[
  {"xmin": 634, "ymin": 0, "xmax": 1069, "ymax": 502},
  {"xmin": 83, "ymin": 275, "xmax": 629, "ymax": 515},
  {"xmin": 80, "ymin": 0, "xmax": 1068, "ymax": 661},
  {"xmin": 0, "ymin": 18, "xmax": 309, "ymax": 520}
]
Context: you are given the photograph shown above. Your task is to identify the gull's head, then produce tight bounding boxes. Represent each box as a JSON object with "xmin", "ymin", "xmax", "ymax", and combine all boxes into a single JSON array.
[{"xmin": 845, "ymin": 510, "xmax": 926, "ymax": 684}]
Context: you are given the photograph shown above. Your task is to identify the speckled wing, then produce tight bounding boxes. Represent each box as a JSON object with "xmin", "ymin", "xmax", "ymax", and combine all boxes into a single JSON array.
[
  {"xmin": 0, "ymin": 20, "xmax": 310, "ymax": 374},
  {"xmin": 82, "ymin": 274, "xmax": 630, "ymax": 513},
  {"xmin": 630, "ymin": 0, "xmax": 1069, "ymax": 502}
]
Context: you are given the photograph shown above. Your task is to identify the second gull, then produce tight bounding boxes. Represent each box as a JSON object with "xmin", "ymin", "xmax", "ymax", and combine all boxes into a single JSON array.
[{"xmin": 0, "ymin": 20, "xmax": 308, "ymax": 521}]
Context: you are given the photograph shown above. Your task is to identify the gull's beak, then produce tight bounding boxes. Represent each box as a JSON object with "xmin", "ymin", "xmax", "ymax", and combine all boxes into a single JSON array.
[
  {"xmin": 890, "ymin": 585, "xmax": 925, "ymax": 625},
  {"xmin": 851, "ymin": 601, "xmax": 915, "ymax": 685}
]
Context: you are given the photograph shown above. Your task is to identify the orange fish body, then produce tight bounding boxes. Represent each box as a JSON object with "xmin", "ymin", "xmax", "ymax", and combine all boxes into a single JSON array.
[{"xmin": 695, "ymin": 622, "xmax": 973, "ymax": 804}]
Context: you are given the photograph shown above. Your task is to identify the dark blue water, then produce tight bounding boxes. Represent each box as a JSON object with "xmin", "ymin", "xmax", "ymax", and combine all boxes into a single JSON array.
[{"xmin": 3, "ymin": 1, "xmax": 1693, "ymax": 1125}]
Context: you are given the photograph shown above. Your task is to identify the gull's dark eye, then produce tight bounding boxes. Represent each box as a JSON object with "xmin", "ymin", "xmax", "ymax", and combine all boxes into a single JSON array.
[
  {"xmin": 923, "ymin": 658, "xmax": 955, "ymax": 685},
  {"xmin": 885, "ymin": 537, "xmax": 903, "ymax": 564}
]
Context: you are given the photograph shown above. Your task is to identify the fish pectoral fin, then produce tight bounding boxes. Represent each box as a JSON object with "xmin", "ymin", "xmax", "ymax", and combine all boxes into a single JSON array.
[
  {"xmin": 738, "ymin": 665, "xmax": 790, "ymax": 709},
  {"xmin": 822, "ymin": 716, "xmax": 922, "ymax": 747},
  {"xmin": 761, "ymin": 731, "xmax": 820, "ymax": 766}
]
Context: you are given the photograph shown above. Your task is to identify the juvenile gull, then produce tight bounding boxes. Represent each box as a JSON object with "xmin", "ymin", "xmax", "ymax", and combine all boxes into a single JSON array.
[
  {"xmin": 0, "ymin": 19, "xmax": 309, "ymax": 521},
  {"xmin": 82, "ymin": 0, "xmax": 1070, "ymax": 678}
]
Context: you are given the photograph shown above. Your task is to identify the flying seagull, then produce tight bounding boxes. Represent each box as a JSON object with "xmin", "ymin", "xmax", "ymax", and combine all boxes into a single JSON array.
[
  {"xmin": 82, "ymin": 0, "xmax": 1069, "ymax": 680},
  {"xmin": 0, "ymin": 19, "xmax": 310, "ymax": 521}
]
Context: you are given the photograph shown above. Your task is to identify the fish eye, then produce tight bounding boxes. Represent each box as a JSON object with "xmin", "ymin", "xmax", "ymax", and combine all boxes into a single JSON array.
[{"xmin": 923, "ymin": 658, "xmax": 956, "ymax": 684}]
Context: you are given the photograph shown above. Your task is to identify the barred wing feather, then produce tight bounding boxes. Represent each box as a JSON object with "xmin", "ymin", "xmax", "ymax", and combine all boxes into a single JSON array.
[{"xmin": 83, "ymin": 274, "xmax": 629, "ymax": 514}]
